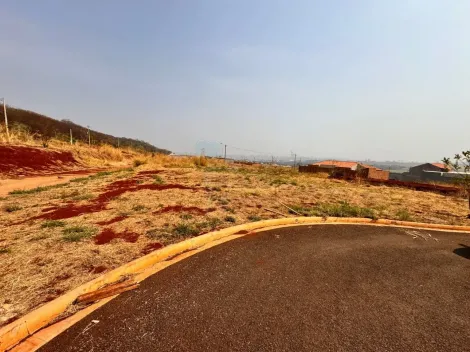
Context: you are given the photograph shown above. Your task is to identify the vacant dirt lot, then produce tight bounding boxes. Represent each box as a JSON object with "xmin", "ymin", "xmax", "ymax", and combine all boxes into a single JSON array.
[{"xmin": 1, "ymin": 160, "xmax": 469, "ymax": 326}]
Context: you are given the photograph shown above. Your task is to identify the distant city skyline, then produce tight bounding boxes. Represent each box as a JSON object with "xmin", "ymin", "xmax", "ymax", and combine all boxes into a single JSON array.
[{"xmin": 1, "ymin": 1, "xmax": 469, "ymax": 162}]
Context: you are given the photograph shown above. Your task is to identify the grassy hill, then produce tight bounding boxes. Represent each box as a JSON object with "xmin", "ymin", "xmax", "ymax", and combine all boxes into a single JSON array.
[{"xmin": 0, "ymin": 106, "xmax": 170, "ymax": 154}]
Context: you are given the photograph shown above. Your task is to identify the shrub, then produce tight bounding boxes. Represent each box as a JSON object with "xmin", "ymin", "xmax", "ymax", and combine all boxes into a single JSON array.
[
  {"xmin": 152, "ymin": 175, "xmax": 165, "ymax": 184},
  {"xmin": 248, "ymin": 215, "xmax": 262, "ymax": 222},
  {"xmin": 133, "ymin": 159, "xmax": 147, "ymax": 167},
  {"xmin": 0, "ymin": 247, "xmax": 11, "ymax": 254},
  {"xmin": 180, "ymin": 214, "xmax": 193, "ymax": 220},
  {"xmin": 396, "ymin": 209, "xmax": 413, "ymax": 221},
  {"xmin": 270, "ymin": 178, "xmax": 288, "ymax": 186},
  {"xmin": 4, "ymin": 204, "xmax": 22, "ymax": 213},
  {"xmin": 132, "ymin": 205, "xmax": 147, "ymax": 212},
  {"xmin": 41, "ymin": 220, "xmax": 66, "ymax": 228},
  {"xmin": 224, "ymin": 216, "xmax": 236, "ymax": 223},
  {"xmin": 193, "ymin": 156, "xmax": 208, "ymax": 167},
  {"xmin": 62, "ymin": 226, "xmax": 97, "ymax": 242},
  {"xmin": 173, "ymin": 223, "xmax": 199, "ymax": 237}
]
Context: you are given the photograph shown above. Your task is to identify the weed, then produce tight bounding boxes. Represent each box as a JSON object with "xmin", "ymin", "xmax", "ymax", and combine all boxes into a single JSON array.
[
  {"xmin": 270, "ymin": 178, "xmax": 288, "ymax": 186},
  {"xmin": 133, "ymin": 159, "xmax": 147, "ymax": 167},
  {"xmin": 396, "ymin": 209, "xmax": 413, "ymax": 221},
  {"xmin": 218, "ymin": 199, "xmax": 229, "ymax": 205},
  {"xmin": 29, "ymin": 234, "xmax": 49, "ymax": 241},
  {"xmin": 132, "ymin": 205, "xmax": 147, "ymax": 212},
  {"xmin": 146, "ymin": 228, "xmax": 170, "ymax": 240},
  {"xmin": 224, "ymin": 207, "xmax": 236, "ymax": 214},
  {"xmin": 41, "ymin": 220, "xmax": 66, "ymax": 228},
  {"xmin": 4, "ymin": 204, "xmax": 22, "ymax": 213},
  {"xmin": 224, "ymin": 216, "xmax": 236, "ymax": 223},
  {"xmin": 72, "ymin": 194, "xmax": 94, "ymax": 201},
  {"xmin": 152, "ymin": 175, "xmax": 165, "ymax": 184},
  {"xmin": 312, "ymin": 201, "xmax": 377, "ymax": 219},
  {"xmin": 9, "ymin": 183, "xmax": 68, "ymax": 195},
  {"xmin": 173, "ymin": 223, "xmax": 199, "ymax": 237},
  {"xmin": 70, "ymin": 177, "xmax": 88, "ymax": 183},
  {"xmin": 290, "ymin": 180, "xmax": 298, "ymax": 186},
  {"xmin": 62, "ymin": 226, "xmax": 97, "ymax": 242},
  {"xmin": 193, "ymin": 156, "xmax": 208, "ymax": 167},
  {"xmin": 60, "ymin": 190, "xmax": 80, "ymax": 199},
  {"xmin": 0, "ymin": 247, "xmax": 11, "ymax": 254},
  {"xmin": 204, "ymin": 166, "xmax": 228, "ymax": 173},
  {"xmin": 206, "ymin": 217, "xmax": 222, "ymax": 229},
  {"xmin": 96, "ymin": 171, "xmax": 113, "ymax": 177},
  {"xmin": 211, "ymin": 186, "xmax": 222, "ymax": 192},
  {"xmin": 248, "ymin": 215, "xmax": 262, "ymax": 222},
  {"xmin": 180, "ymin": 214, "xmax": 193, "ymax": 220}
]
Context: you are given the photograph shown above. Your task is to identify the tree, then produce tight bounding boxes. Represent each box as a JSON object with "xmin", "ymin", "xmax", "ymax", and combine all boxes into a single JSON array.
[{"xmin": 443, "ymin": 151, "xmax": 470, "ymax": 218}]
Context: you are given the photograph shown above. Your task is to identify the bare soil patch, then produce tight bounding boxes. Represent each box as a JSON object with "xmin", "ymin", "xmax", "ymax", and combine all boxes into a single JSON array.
[{"xmin": 0, "ymin": 145, "xmax": 82, "ymax": 177}]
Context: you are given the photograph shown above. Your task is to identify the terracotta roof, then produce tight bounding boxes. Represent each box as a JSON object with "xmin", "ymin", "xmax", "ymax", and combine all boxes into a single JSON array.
[
  {"xmin": 312, "ymin": 160, "xmax": 376, "ymax": 169},
  {"xmin": 431, "ymin": 162, "xmax": 447, "ymax": 169}
]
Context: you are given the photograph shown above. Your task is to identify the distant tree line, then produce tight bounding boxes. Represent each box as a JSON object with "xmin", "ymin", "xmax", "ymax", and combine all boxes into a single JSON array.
[{"xmin": 1, "ymin": 106, "xmax": 171, "ymax": 154}]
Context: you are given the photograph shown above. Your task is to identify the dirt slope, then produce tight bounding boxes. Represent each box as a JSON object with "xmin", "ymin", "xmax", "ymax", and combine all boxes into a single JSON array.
[{"xmin": 0, "ymin": 145, "xmax": 82, "ymax": 178}]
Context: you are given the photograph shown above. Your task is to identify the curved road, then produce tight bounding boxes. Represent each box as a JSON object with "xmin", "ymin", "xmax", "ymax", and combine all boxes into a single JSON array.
[{"xmin": 40, "ymin": 225, "xmax": 470, "ymax": 352}]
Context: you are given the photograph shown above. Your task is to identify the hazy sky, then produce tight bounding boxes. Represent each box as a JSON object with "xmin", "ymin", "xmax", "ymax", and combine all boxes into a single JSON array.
[{"xmin": 1, "ymin": 1, "xmax": 469, "ymax": 161}]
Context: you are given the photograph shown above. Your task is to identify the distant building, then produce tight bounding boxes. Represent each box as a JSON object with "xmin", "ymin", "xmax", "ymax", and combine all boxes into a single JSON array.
[
  {"xmin": 409, "ymin": 163, "xmax": 448, "ymax": 177},
  {"xmin": 299, "ymin": 160, "xmax": 389, "ymax": 180}
]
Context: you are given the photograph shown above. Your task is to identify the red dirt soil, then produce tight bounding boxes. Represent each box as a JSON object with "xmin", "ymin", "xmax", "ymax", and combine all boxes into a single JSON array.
[
  {"xmin": 141, "ymin": 242, "xmax": 164, "ymax": 255},
  {"xmin": 155, "ymin": 205, "xmax": 216, "ymax": 216},
  {"xmin": 0, "ymin": 145, "xmax": 82, "ymax": 177},
  {"xmin": 17, "ymin": 177, "xmax": 205, "ymax": 223},
  {"xmin": 94, "ymin": 228, "xmax": 140, "ymax": 245}
]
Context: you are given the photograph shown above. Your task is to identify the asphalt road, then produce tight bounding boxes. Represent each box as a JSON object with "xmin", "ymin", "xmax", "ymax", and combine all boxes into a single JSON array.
[{"xmin": 40, "ymin": 225, "xmax": 470, "ymax": 352}]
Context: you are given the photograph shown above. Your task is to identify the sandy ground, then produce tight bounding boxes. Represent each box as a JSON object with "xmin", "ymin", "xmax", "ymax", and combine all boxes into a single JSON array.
[
  {"xmin": 1, "ymin": 162, "xmax": 469, "ymax": 327},
  {"xmin": 0, "ymin": 172, "xmax": 102, "ymax": 197}
]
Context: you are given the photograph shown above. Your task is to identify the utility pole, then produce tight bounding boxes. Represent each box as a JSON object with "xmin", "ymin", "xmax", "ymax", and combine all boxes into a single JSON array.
[
  {"xmin": 2, "ymin": 98, "xmax": 9, "ymax": 142},
  {"xmin": 70, "ymin": 129, "xmax": 73, "ymax": 145},
  {"xmin": 224, "ymin": 144, "xmax": 227, "ymax": 161},
  {"xmin": 87, "ymin": 126, "xmax": 91, "ymax": 146},
  {"xmin": 294, "ymin": 154, "xmax": 297, "ymax": 168},
  {"xmin": 272, "ymin": 156, "xmax": 274, "ymax": 165}
]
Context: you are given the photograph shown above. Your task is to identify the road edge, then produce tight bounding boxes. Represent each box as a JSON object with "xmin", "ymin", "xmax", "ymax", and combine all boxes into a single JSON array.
[{"xmin": 2, "ymin": 217, "xmax": 470, "ymax": 351}]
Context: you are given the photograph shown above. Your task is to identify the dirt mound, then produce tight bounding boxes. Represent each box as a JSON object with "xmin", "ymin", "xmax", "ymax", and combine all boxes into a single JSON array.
[{"xmin": 0, "ymin": 145, "xmax": 82, "ymax": 177}]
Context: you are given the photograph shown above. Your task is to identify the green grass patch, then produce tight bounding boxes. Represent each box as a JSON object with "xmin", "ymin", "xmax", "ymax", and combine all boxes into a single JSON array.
[
  {"xmin": 9, "ymin": 183, "xmax": 68, "ymax": 195},
  {"xmin": 289, "ymin": 201, "xmax": 377, "ymax": 219},
  {"xmin": 62, "ymin": 226, "xmax": 97, "ymax": 242},
  {"xmin": 41, "ymin": 220, "xmax": 66, "ymax": 228}
]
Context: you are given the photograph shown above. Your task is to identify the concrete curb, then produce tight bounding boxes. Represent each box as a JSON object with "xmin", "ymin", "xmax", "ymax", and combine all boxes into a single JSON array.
[{"xmin": 2, "ymin": 217, "xmax": 470, "ymax": 351}]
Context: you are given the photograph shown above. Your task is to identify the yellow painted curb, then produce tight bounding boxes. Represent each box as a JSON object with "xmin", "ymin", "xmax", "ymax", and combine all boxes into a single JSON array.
[{"xmin": 2, "ymin": 217, "xmax": 470, "ymax": 351}]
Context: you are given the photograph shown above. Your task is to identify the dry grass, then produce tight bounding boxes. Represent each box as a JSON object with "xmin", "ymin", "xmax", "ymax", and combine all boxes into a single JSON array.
[{"xmin": 1, "ymin": 161, "xmax": 469, "ymax": 326}]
